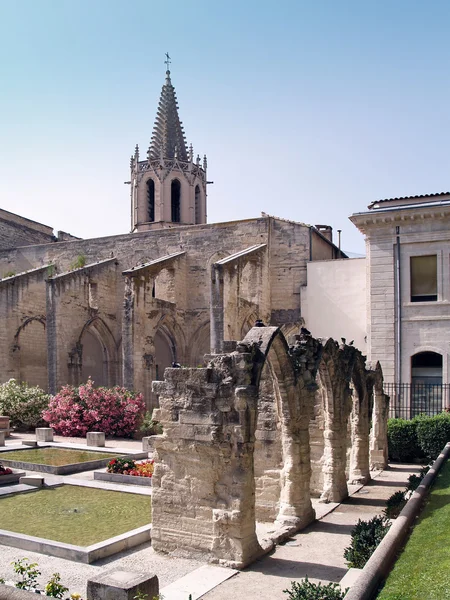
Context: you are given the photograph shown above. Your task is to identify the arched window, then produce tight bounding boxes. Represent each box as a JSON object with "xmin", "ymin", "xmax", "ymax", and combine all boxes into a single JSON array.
[
  {"xmin": 147, "ymin": 179, "xmax": 155, "ymax": 222},
  {"xmin": 411, "ymin": 352, "xmax": 443, "ymax": 416},
  {"xmin": 195, "ymin": 185, "xmax": 201, "ymax": 224},
  {"xmin": 171, "ymin": 179, "xmax": 181, "ymax": 223}
]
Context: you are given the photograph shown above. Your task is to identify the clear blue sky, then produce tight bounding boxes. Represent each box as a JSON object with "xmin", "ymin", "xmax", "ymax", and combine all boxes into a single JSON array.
[{"xmin": 1, "ymin": 0, "xmax": 449, "ymax": 254}]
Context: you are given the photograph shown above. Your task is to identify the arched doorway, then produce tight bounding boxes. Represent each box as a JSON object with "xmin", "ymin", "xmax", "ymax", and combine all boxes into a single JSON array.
[
  {"xmin": 411, "ymin": 351, "xmax": 443, "ymax": 416},
  {"xmin": 81, "ymin": 328, "xmax": 107, "ymax": 386},
  {"xmin": 154, "ymin": 329, "xmax": 174, "ymax": 382}
]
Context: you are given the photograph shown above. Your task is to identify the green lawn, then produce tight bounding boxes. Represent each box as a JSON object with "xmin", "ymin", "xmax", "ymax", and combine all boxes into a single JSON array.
[
  {"xmin": 378, "ymin": 459, "xmax": 450, "ymax": 600},
  {"xmin": 0, "ymin": 447, "xmax": 119, "ymax": 466},
  {"xmin": 0, "ymin": 485, "xmax": 151, "ymax": 545}
]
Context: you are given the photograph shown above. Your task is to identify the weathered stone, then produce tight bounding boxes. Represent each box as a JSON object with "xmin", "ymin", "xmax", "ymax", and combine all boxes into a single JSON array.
[
  {"xmin": 35, "ymin": 427, "xmax": 53, "ymax": 442},
  {"xmin": 87, "ymin": 431, "xmax": 105, "ymax": 447},
  {"xmin": 86, "ymin": 570, "xmax": 158, "ymax": 600}
]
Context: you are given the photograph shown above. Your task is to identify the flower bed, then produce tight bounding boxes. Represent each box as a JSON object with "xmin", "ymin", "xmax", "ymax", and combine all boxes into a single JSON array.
[
  {"xmin": 106, "ymin": 457, "xmax": 154, "ymax": 477},
  {"xmin": 93, "ymin": 457, "xmax": 154, "ymax": 486}
]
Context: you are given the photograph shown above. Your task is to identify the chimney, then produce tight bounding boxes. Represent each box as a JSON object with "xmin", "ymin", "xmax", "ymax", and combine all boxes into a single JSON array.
[{"xmin": 315, "ymin": 224, "xmax": 333, "ymax": 243}]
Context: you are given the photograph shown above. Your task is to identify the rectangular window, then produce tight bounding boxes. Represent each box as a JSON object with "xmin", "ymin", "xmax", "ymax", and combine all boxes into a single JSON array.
[{"xmin": 410, "ymin": 255, "xmax": 437, "ymax": 302}]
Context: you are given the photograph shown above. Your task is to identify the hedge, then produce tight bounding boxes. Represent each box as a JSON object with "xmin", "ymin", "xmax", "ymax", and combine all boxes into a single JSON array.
[{"xmin": 388, "ymin": 413, "xmax": 450, "ymax": 461}]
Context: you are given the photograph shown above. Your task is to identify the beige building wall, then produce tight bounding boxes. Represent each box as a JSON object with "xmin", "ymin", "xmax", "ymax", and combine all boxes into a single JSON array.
[{"xmin": 301, "ymin": 258, "xmax": 367, "ymax": 353}]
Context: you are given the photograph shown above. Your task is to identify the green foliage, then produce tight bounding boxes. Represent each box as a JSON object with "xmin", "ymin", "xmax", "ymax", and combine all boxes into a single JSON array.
[
  {"xmin": 387, "ymin": 418, "xmax": 423, "ymax": 462},
  {"xmin": 3, "ymin": 271, "xmax": 15, "ymax": 278},
  {"xmin": 45, "ymin": 573, "xmax": 68, "ymax": 598},
  {"xmin": 139, "ymin": 411, "xmax": 163, "ymax": 436},
  {"xmin": 0, "ymin": 379, "xmax": 50, "ymax": 430},
  {"xmin": 416, "ymin": 412, "xmax": 450, "ymax": 460},
  {"xmin": 47, "ymin": 264, "xmax": 56, "ymax": 278},
  {"xmin": 344, "ymin": 516, "xmax": 390, "ymax": 569},
  {"xmin": 283, "ymin": 577, "xmax": 347, "ymax": 600},
  {"xmin": 384, "ymin": 490, "xmax": 407, "ymax": 519},
  {"xmin": 12, "ymin": 558, "xmax": 40, "ymax": 591},
  {"xmin": 69, "ymin": 254, "xmax": 86, "ymax": 270}
]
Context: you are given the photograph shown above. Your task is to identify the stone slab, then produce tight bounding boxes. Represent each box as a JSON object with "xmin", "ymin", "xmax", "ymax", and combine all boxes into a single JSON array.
[
  {"xmin": 160, "ymin": 565, "xmax": 238, "ymax": 600},
  {"xmin": 19, "ymin": 475, "xmax": 45, "ymax": 487},
  {"xmin": 94, "ymin": 471, "xmax": 152, "ymax": 487}
]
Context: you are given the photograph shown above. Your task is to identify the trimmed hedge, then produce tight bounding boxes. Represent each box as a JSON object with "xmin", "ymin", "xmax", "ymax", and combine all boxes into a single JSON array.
[{"xmin": 388, "ymin": 413, "xmax": 450, "ymax": 461}]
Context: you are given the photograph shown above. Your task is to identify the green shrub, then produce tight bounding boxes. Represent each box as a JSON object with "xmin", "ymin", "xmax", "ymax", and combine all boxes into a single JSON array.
[
  {"xmin": 416, "ymin": 413, "xmax": 450, "ymax": 460},
  {"xmin": 344, "ymin": 516, "xmax": 390, "ymax": 569},
  {"xmin": 283, "ymin": 577, "xmax": 347, "ymax": 600},
  {"xmin": 139, "ymin": 411, "xmax": 163, "ymax": 436},
  {"xmin": 384, "ymin": 490, "xmax": 407, "ymax": 519},
  {"xmin": 0, "ymin": 379, "xmax": 50, "ymax": 430},
  {"xmin": 387, "ymin": 418, "xmax": 423, "ymax": 462}
]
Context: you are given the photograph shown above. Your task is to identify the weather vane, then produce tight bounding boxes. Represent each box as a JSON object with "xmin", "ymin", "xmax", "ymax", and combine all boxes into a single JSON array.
[{"xmin": 165, "ymin": 52, "xmax": 171, "ymax": 71}]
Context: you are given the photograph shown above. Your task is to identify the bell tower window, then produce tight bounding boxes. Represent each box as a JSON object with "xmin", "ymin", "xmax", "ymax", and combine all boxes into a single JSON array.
[
  {"xmin": 147, "ymin": 179, "xmax": 155, "ymax": 222},
  {"xmin": 195, "ymin": 185, "xmax": 201, "ymax": 224},
  {"xmin": 171, "ymin": 179, "xmax": 181, "ymax": 223}
]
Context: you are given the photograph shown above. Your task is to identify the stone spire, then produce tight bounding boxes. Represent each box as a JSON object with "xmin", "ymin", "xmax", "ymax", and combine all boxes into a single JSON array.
[{"xmin": 148, "ymin": 68, "xmax": 188, "ymax": 161}]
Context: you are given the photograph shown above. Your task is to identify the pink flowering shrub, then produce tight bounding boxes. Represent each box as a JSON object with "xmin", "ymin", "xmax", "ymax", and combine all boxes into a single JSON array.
[{"xmin": 42, "ymin": 379, "xmax": 145, "ymax": 438}]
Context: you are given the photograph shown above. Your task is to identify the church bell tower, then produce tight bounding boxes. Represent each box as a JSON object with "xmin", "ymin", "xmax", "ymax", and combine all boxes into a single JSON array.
[{"xmin": 130, "ymin": 56, "xmax": 207, "ymax": 232}]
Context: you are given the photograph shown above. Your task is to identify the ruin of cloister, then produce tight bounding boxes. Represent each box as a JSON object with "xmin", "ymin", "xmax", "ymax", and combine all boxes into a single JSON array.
[{"xmin": 150, "ymin": 325, "xmax": 389, "ymax": 568}]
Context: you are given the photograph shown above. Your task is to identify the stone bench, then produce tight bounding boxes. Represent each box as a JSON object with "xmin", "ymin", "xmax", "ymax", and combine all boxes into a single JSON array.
[{"xmin": 87, "ymin": 431, "xmax": 106, "ymax": 447}]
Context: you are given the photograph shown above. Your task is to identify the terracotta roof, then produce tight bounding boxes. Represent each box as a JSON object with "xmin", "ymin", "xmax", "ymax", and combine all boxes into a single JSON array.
[{"xmin": 368, "ymin": 192, "xmax": 450, "ymax": 209}]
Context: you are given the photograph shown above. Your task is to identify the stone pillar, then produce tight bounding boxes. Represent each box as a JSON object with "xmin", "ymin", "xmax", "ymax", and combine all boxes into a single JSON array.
[
  {"xmin": 122, "ymin": 277, "xmax": 135, "ymax": 390},
  {"xmin": 87, "ymin": 432, "xmax": 106, "ymax": 447},
  {"xmin": 36, "ymin": 427, "xmax": 54, "ymax": 442},
  {"xmin": 0, "ymin": 430, "xmax": 5, "ymax": 446},
  {"xmin": 46, "ymin": 279, "xmax": 58, "ymax": 395},
  {"xmin": 348, "ymin": 386, "xmax": 371, "ymax": 485},
  {"xmin": 276, "ymin": 386, "xmax": 316, "ymax": 529},
  {"xmin": 210, "ymin": 263, "xmax": 224, "ymax": 354},
  {"xmin": 370, "ymin": 392, "xmax": 389, "ymax": 469}
]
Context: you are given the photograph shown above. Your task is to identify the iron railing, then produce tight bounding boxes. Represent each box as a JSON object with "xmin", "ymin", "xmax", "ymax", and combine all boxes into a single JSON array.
[{"xmin": 385, "ymin": 383, "xmax": 450, "ymax": 420}]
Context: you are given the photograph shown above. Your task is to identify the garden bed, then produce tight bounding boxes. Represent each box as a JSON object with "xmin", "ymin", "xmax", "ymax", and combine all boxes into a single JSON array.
[
  {"xmin": 0, "ymin": 483, "xmax": 152, "ymax": 563},
  {"xmin": 0, "ymin": 446, "xmax": 147, "ymax": 475},
  {"xmin": 94, "ymin": 470, "xmax": 152, "ymax": 486}
]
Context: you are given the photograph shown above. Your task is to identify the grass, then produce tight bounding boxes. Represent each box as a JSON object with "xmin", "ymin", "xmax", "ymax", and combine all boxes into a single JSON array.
[
  {"xmin": 0, "ymin": 447, "xmax": 120, "ymax": 466},
  {"xmin": 0, "ymin": 485, "xmax": 151, "ymax": 545},
  {"xmin": 377, "ymin": 459, "xmax": 450, "ymax": 600}
]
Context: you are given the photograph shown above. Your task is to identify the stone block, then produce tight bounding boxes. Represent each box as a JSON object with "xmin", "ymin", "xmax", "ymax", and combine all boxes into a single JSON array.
[
  {"xmin": 87, "ymin": 431, "xmax": 105, "ymax": 447},
  {"xmin": 22, "ymin": 440, "xmax": 38, "ymax": 447},
  {"xmin": 36, "ymin": 427, "xmax": 53, "ymax": 442},
  {"xmin": 142, "ymin": 436, "xmax": 154, "ymax": 452},
  {"xmin": 0, "ymin": 415, "xmax": 10, "ymax": 436},
  {"xmin": 86, "ymin": 569, "xmax": 159, "ymax": 600},
  {"xmin": 0, "ymin": 430, "xmax": 5, "ymax": 446},
  {"xmin": 20, "ymin": 475, "xmax": 45, "ymax": 487}
]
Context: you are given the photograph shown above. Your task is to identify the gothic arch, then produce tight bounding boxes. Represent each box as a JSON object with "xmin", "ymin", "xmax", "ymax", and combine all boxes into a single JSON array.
[
  {"xmin": 71, "ymin": 316, "xmax": 119, "ymax": 387},
  {"xmin": 348, "ymin": 353, "xmax": 371, "ymax": 485},
  {"xmin": 13, "ymin": 316, "xmax": 48, "ymax": 390},
  {"xmin": 187, "ymin": 320, "xmax": 210, "ymax": 366}
]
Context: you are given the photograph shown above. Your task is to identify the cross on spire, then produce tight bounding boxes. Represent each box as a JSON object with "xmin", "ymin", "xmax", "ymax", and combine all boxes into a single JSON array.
[{"xmin": 164, "ymin": 52, "xmax": 171, "ymax": 71}]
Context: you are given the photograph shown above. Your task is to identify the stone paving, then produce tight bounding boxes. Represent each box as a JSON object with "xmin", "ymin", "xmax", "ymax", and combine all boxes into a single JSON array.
[{"xmin": 0, "ymin": 432, "xmax": 419, "ymax": 599}]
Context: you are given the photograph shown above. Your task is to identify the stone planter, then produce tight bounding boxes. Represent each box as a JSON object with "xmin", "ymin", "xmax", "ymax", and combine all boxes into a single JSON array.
[
  {"xmin": 94, "ymin": 471, "xmax": 152, "ymax": 487},
  {"xmin": 0, "ymin": 470, "xmax": 26, "ymax": 486}
]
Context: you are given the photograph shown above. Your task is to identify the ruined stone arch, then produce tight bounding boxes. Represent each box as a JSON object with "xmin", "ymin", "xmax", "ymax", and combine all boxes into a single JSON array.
[
  {"xmin": 71, "ymin": 316, "xmax": 119, "ymax": 387},
  {"xmin": 316, "ymin": 339, "xmax": 356, "ymax": 502},
  {"xmin": 348, "ymin": 353, "xmax": 371, "ymax": 485},
  {"xmin": 13, "ymin": 316, "xmax": 48, "ymax": 390},
  {"xmin": 187, "ymin": 320, "xmax": 210, "ymax": 366},
  {"xmin": 151, "ymin": 325, "xmax": 316, "ymax": 568},
  {"xmin": 240, "ymin": 309, "xmax": 259, "ymax": 338},
  {"xmin": 367, "ymin": 360, "xmax": 389, "ymax": 469}
]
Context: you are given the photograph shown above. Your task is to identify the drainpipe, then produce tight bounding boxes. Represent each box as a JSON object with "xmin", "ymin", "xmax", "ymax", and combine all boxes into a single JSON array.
[{"xmin": 395, "ymin": 226, "xmax": 402, "ymax": 412}]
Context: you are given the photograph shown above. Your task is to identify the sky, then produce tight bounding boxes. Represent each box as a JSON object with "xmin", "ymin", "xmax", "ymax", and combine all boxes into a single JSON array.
[{"xmin": 1, "ymin": 1, "xmax": 450, "ymax": 255}]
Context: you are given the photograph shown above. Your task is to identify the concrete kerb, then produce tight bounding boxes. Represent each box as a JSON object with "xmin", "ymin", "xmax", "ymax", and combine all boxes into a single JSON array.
[{"xmin": 344, "ymin": 442, "xmax": 450, "ymax": 600}]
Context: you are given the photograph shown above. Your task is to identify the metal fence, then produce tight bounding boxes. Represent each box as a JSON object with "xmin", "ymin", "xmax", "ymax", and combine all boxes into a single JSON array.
[{"xmin": 385, "ymin": 383, "xmax": 450, "ymax": 420}]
